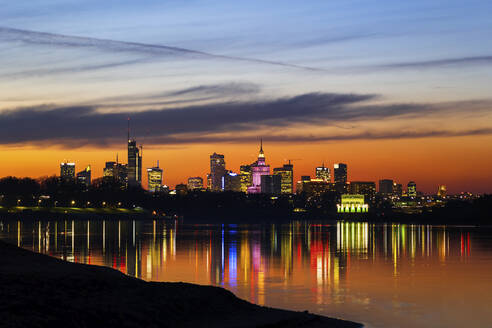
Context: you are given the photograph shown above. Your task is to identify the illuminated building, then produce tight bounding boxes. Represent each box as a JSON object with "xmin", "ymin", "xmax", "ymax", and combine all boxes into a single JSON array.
[
  {"xmin": 60, "ymin": 162, "xmax": 75, "ymax": 181},
  {"xmin": 247, "ymin": 140, "xmax": 270, "ymax": 194},
  {"xmin": 260, "ymin": 175, "xmax": 281, "ymax": 194},
  {"xmin": 298, "ymin": 179, "xmax": 335, "ymax": 197},
  {"xmin": 127, "ymin": 129, "xmax": 142, "ymax": 187},
  {"xmin": 76, "ymin": 165, "xmax": 91, "ymax": 187},
  {"xmin": 407, "ymin": 181, "xmax": 417, "ymax": 198},
  {"xmin": 315, "ymin": 164, "xmax": 331, "ymax": 182},
  {"xmin": 222, "ymin": 172, "xmax": 241, "ymax": 192},
  {"xmin": 188, "ymin": 177, "xmax": 204, "ymax": 190},
  {"xmin": 393, "ymin": 183, "xmax": 403, "ymax": 197},
  {"xmin": 206, "ymin": 174, "xmax": 212, "ymax": 191},
  {"xmin": 379, "ymin": 179, "xmax": 394, "ymax": 195},
  {"xmin": 103, "ymin": 157, "xmax": 128, "ymax": 183},
  {"xmin": 334, "ymin": 163, "xmax": 347, "ymax": 193},
  {"xmin": 437, "ymin": 185, "xmax": 447, "ymax": 198},
  {"xmin": 209, "ymin": 153, "xmax": 226, "ymax": 191},
  {"xmin": 273, "ymin": 162, "xmax": 293, "ymax": 194},
  {"xmin": 147, "ymin": 162, "xmax": 163, "ymax": 192},
  {"xmin": 301, "ymin": 176, "xmax": 311, "ymax": 182},
  {"xmin": 239, "ymin": 165, "xmax": 252, "ymax": 193},
  {"xmin": 349, "ymin": 181, "xmax": 376, "ymax": 201},
  {"xmin": 337, "ymin": 194, "xmax": 369, "ymax": 213},
  {"xmin": 175, "ymin": 183, "xmax": 188, "ymax": 195}
]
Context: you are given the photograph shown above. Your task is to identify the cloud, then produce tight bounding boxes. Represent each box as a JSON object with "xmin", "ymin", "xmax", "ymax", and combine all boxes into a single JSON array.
[
  {"xmin": 0, "ymin": 90, "xmax": 490, "ymax": 147},
  {"xmin": 377, "ymin": 56, "xmax": 492, "ymax": 70},
  {"xmin": 0, "ymin": 26, "xmax": 326, "ymax": 72}
]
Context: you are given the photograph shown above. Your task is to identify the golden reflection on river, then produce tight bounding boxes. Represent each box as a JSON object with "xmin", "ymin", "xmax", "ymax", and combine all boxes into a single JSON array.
[{"xmin": 1, "ymin": 219, "xmax": 491, "ymax": 328}]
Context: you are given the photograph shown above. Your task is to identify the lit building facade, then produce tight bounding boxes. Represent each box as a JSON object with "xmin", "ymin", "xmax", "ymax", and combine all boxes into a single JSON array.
[
  {"xmin": 349, "ymin": 181, "xmax": 376, "ymax": 201},
  {"xmin": 239, "ymin": 165, "xmax": 252, "ymax": 193},
  {"xmin": 222, "ymin": 172, "xmax": 241, "ymax": 192},
  {"xmin": 273, "ymin": 162, "xmax": 294, "ymax": 194},
  {"xmin": 209, "ymin": 153, "xmax": 226, "ymax": 192},
  {"xmin": 297, "ymin": 179, "xmax": 334, "ymax": 197},
  {"xmin": 407, "ymin": 181, "xmax": 417, "ymax": 197},
  {"xmin": 337, "ymin": 194, "xmax": 369, "ymax": 213},
  {"xmin": 188, "ymin": 177, "xmax": 204, "ymax": 190},
  {"xmin": 247, "ymin": 141, "xmax": 270, "ymax": 194},
  {"xmin": 76, "ymin": 165, "xmax": 91, "ymax": 187},
  {"xmin": 393, "ymin": 183, "xmax": 403, "ymax": 197},
  {"xmin": 60, "ymin": 162, "xmax": 75, "ymax": 181},
  {"xmin": 315, "ymin": 164, "xmax": 331, "ymax": 182},
  {"xmin": 128, "ymin": 139, "xmax": 142, "ymax": 187},
  {"xmin": 103, "ymin": 161, "xmax": 128, "ymax": 183},
  {"xmin": 147, "ymin": 163, "xmax": 163, "ymax": 192}
]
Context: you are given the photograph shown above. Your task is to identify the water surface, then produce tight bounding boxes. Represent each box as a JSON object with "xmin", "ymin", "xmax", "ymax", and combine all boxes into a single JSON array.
[{"xmin": 1, "ymin": 219, "xmax": 491, "ymax": 328}]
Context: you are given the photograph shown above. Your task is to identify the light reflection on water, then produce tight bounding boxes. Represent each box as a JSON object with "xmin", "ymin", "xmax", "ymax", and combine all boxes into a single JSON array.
[{"xmin": 1, "ymin": 219, "xmax": 491, "ymax": 328}]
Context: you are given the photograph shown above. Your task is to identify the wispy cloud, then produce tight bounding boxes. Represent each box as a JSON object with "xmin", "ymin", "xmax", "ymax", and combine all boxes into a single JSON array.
[{"xmin": 0, "ymin": 26, "xmax": 327, "ymax": 72}]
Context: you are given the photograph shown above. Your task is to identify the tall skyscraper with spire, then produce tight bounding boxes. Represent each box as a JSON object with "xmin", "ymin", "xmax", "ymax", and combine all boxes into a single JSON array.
[
  {"xmin": 127, "ymin": 119, "xmax": 142, "ymax": 187},
  {"xmin": 247, "ymin": 139, "xmax": 271, "ymax": 194}
]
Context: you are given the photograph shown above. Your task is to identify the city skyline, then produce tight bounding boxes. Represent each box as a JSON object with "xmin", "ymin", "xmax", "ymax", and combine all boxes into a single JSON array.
[{"xmin": 1, "ymin": 1, "xmax": 491, "ymax": 194}]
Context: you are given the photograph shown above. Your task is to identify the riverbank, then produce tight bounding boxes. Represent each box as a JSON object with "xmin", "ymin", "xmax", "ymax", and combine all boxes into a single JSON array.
[{"xmin": 0, "ymin": 241, "xmax": 362, "ymax": 328}]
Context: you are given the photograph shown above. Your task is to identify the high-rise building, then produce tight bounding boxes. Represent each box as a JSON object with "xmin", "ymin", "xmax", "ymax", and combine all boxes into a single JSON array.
[
  {"xmin": 393, "ymin": 183, "xmax": 403, "ymax": 197},
  {"xmin": 334, "ymin": 163, "xmax": 347, "ymax": 184},
  {"xmin": 301, "ymin": 176, "xmax": 311, "ymax": 182},
  {"xmin": 260, "ymin": 174, "xmax": 281, "ymax": 194},
  {"xmin": 247, "ymin": 140, "xmax": 271, "ymax": 194},
  {"xmin": 315, "ymin": 164, "xmax": 331, "ymax": 182},
  {"xmin": 407, "ymin": 181, "xmax": 417, "ymax": 197},
  {"xmin": 103, "ymin": 157, "xmax": 128, "ymax": 183},
  {"xmin": 273, "ymin": 162, "xmax": 294, "ymax": 194},
  {"xmin": 147, "ymin": 162, "xmax": 163, "ymax": 192},
  {"xmin": 60, "ymin": 162, "xmax": 75, "ymax": 181},
  {"xmin": 188, "ymin": 177, "xmax": 204, "ymax": 190},
  {"xmin": 437, "ymin": 185, "xmax": 447, "ymax": 198},
  {"xmin": 239, "ymin": 165, "xmax": 252, "ymax": 193},
  {"xmin": 222, "ymin": 172, "xmax": 241, "ymax": 192},
  {"xmin": 209, "ymin": 153, "xmax": 226, "ymax": 191},
  {"xmin": 76, "ymin": 165, "xmax": 91, "ymax": 187},
  {"xmin": 334, "ymin": 163, "xmax": 347, "ymax": 193},
  {"xmin": 379, "ymin": 179, "xmax": 394, "ymax": 195},
  {"xmin": 127, "ymin": 138, "xmax": 142, "ymax": 187},
  {"xmin": 349, "ymin": 181, "xmax": 376, "ymax": 201}
]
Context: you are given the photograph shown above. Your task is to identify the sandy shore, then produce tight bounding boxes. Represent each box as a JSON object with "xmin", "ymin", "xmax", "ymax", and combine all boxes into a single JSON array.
[{"xmin": 0, "ymin": 241, "xmax": 362, "ymax": 328}]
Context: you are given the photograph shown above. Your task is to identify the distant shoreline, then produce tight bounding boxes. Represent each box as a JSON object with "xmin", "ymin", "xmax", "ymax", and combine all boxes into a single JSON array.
[{"xmin": 0, "ymin": 240, "xmax": 362, "ymax": 328}]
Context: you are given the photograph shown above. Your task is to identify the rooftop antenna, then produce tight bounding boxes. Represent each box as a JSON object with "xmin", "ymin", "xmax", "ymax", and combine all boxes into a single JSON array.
[
  {"xmin": 116, "ymin": 153, "xmax": 119, "ymax": 164},
  {"xmin": 127, "ymin": 117, "xmax": 130, "ymax": 141},
  {"xmin": 157, "ymin": 160, "xmax": 159, "ymax": 168}
]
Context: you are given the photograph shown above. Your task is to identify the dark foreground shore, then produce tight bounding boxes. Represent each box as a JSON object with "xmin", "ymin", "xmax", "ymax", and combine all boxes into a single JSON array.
[{"xmin": 0, "ymin": 242, "xmax": 362, "ymax": 328}]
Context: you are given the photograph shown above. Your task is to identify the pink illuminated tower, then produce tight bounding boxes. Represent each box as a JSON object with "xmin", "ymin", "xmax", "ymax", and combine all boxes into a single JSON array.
[{"xmin": 247, "ymin": 139, "xmax": 270, "ymax": 194}]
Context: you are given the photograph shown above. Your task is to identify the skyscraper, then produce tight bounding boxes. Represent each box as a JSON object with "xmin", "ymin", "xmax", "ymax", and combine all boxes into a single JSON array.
[
  {"xmin": 407, "ymin": 181, "xmax": 417, "ymax": 197},
  {"xmin": 222, "ymin": 172, "xmax": 241, "ymax": 192},
  {"xmin": 209, "ymin": 153, "xmax": 226, "ymax": 191},
  {"xmin": 127, "ymin": 139, "xmax": 142, "ymax": 187},
  {"xmin": 334, "ymin": 163, "xmax": 347, "ymax": 193},
  {"xmin": 247, "ymin": 140, "xmax": 271, "ymax": 194},
  {"xmin": 315, "ymin": 164, "xmax": 331, "ymax": 182},
  {"xmin": 260, "ymin": 174, "xmax": 282, "ymax": 194},
  {"xmin": 76, "ymin": 165, "xmax": 91, "ymax": 187},
  {"xmin": 379, "ymin": 179, "xmax": 394, "ymax": 195},
  {"xmin": 188, "ymin": 177, "xmax": 204, "ymax": 190},
  {"xmin": 147, "ymin": 162, "xmax": 163, "ymax": 192},
  {"xmin": 103, "ymin": 155, "xmax": 127, "ymax": 183},
  {"xmin": 333, "ymin": 163, "xmax": 347, "ymax": 184},
  {"xmin": 239, "ymin": 165, "xmax": 252, "ymax": 193},
  {"xmin": 273, "ymin": 162, "xmax": 294, "ymax": 194},
  {"xmin": 60, "ymin": 162, "xmax": 75, "ymax": 181}
]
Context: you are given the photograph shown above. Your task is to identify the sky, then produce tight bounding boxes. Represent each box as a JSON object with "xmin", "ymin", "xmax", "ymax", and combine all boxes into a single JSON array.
[{"xmin": 0, "ymin": 0, "xmax": 492, "ymax": 193}]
